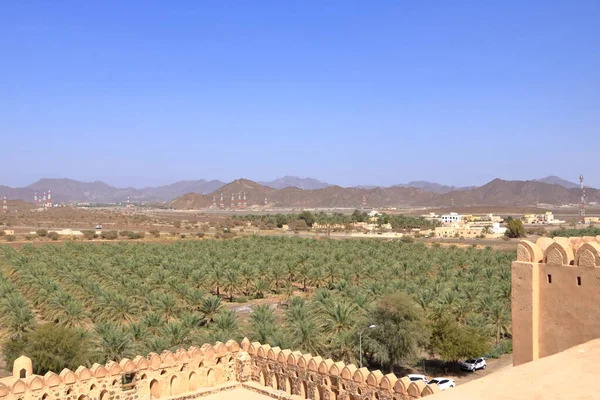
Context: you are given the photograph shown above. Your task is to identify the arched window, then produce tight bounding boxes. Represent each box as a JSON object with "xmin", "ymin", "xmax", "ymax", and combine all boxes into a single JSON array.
[{"xmin": 19, "ymin": 369, "xmax": 26, "ymax": 379}]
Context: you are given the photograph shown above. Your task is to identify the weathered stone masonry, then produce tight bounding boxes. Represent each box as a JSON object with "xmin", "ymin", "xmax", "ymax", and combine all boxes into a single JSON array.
[{"xmin": 0, "ymin": 338, "xmax": 440, "ymax": 400}]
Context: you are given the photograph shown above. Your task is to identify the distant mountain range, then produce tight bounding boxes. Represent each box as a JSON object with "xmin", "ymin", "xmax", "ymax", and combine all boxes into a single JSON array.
[{"xmin": 0, "ymin": 175, "xmax": 595, "ymax": 207}]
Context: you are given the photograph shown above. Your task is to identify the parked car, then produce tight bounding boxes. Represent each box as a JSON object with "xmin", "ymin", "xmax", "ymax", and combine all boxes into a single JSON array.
[
  {"xmin": 427, "ymin": 378, "xmax": 455, "ymax": 391},
  {"xmin": 406, "ymin": 374, "xmax": 427, "ymax": 383},
  {"xmin": 460, "ymin": 357, "xmax": 487, "ymax": 372}
]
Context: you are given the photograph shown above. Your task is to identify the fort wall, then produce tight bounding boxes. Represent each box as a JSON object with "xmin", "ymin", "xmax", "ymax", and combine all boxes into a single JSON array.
[
  {"xmin": 513, "ymin": 235, "xmax": 600, "ymax": 365},
  {"xmin": 0, "ymin": 339, "xmax": 440, "ymax": 400}
]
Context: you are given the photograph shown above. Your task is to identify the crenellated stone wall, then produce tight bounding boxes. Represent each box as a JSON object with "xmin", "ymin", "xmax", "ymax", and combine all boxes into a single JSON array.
[
  {"xmin": 513, "ymin": 235, "xmax": 600, "ymax": 365},
  {"xmin": 0, "ymin": 338, "xmax": 441, "ymax": 400}
]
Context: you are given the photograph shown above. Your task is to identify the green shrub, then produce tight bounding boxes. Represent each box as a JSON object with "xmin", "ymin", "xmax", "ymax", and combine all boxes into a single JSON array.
[
  {"xmin": 100, "ymin": 231, "xmax": 118, "ymax": 240},
  {"xmin": 48, "ymin": 232, "xmax": 60, "ymax": 241},
  {"xmin": 400, "ymin": 236, "xmax": 414, "ymax": 243},
  {"xmin": 36, "ymin": 229, "xmax": 48, "ymax": 237},
  {"xmin": 5, "ymin": 235, "xmax": 16, "ymax": 242},
  {"xmin": 485, "ymin": 339, "xmax": 513, "ymax": 359},
  {"xmin": 81, "ymin": 230, "xmax": 96, "ymax": 240},
  {"xmin": 25, "ymin": 234, "xmax": 36, "ymax": 241}
]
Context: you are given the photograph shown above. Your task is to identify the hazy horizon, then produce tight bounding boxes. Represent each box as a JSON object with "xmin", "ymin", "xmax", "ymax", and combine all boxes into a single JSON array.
[{"xmin": 2, "ymin": 1, "xmax": 599, "ymax": 188}]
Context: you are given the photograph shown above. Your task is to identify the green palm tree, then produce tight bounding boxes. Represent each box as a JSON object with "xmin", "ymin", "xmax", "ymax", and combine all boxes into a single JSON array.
[{"xmin": 199, "ymin": 296, "xmax": 222, "ymax": 325}]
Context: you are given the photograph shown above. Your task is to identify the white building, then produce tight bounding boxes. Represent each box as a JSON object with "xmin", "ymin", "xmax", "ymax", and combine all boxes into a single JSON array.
[{"xmin": 440, "ymin": 212, "xmax": 463, "ymax": 225}]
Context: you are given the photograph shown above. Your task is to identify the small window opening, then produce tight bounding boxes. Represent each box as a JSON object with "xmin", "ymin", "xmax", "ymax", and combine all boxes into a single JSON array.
[
  {"xmin": 122, "ymin": 373, "xmax": 135, "ymax": 392},
  {"xmin": 19, "ymin": 368, "xmax": 27, "ymax": 378},
  {"xmin": 577, "ymin": 277, "xmax": 582, "ymax": 286},
  {"xmin": 547, "ymin": 274, "xmax": 552, "ymax": 284}
]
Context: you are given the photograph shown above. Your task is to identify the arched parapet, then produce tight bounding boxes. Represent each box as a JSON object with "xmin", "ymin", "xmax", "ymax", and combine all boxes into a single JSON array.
[
  {"xmin": 226, "ymin": 339, "xmax": 241, "ymax": 353},
  {"xmin": 277, "ymin": 349, "xmax": 292, "ymax": 364},
  {"xmin": 43, "ymin": 371, "xmax": 61, "ymax": 387},
  {"xmin": 582, "ymin": 236, "xmax": 597, "ymax": 243},
  {"xmin": 307, "ymin": 356, "xmax": 323, "ymax": 372},
  {"xmin": 75, "ymin": 366, "xmax": 93, "ymax": 381},
  {"xmin": 256, "ymin": 344, "xmax": 271, "ymax": 358},
  {"xmin": 407, "ymin": 381, "xmax": 426, "ymax": 398},
  {"xmin": 366, "ymin": 370, "xmax": 384, "ymax": 387},
  {"xmin": 516, "ymin": 240, "xmax": 543, "ymax": 263},
  {"xmin": 213, "ymin": 342, "xmax": 227, "ymax": 357},
  {"xmin": 201, "ymin": 343, "xmax": 216, "ymax": 360},
  {"xmin": 160, "ymin": 350, "xmax": 177, "ymax": 366},
  {"xmin": 248, "ymin": 342, "xmax": 261, "ymax": 356},
  {"xmin": 29, "ymin": 376, "xmax": 44, "ymax": 391},
  {"xmin": 10, "ymin": 379, "xmax": 27, "ymax": 394},
  {"xmin": 133, "ymin": 355, "xmax": 149, "ymax": 370},
  {"xmin": 175, "ymin": 348, "xmax": 190, "ymax": 362},
  {"xmin": 105, "ymin": 361, "xmax": 122, "ymax": 376},
  {"xmin": 147, "ymin": 353, "xmax": 162, "ymax": 369},
  {"xmin": 379, "ymin": 373, "xmax": 397, "ymax": 391},
  {"xmin": 59, "ymin": 369, "xmax": 77, "ymax": 385},
  {"xmin": 119, "ymin": 358, "xmax": 136, "ymax": 373},
  {"xmin": 318, "ymin": 359, "xmax": 334, "ymax": 375},
  {"xmin": 329, "ymin": 361, "xmax": 345, "ymax": 377},
  {"xmin": 0, "ymin": 383, "xmax": 8, "ymax": 397},
  {"xmin": 287, "ymin": 351, "xmax": 302, "ymax": 366},
  {"xmin": 240, "ymin": 337, "xmax": 251, "ymax": 351},
  {"xmin": 544, "ymin": 240, "xmax": 574, "ymax": 266},
  {"xmin": 341, "ymin": 364, "xmax": 357, "ymax": 381},
  {"xmin": 297, "ymin": 354, "xmax": 312, "ymax": 369},
  {"xmin": 267, "ymin": 347, "xmax": 281, "ymax": 361},
  {"xmin": 353, "ymin": 367, "xmax": 369, "ymax": 384},
  {"xmin": 188, "ymin": 346, "xmax": 203, "ymax": 360},
  {"xmin": 536, "ymin": 237, "xmax": 555, "ymax": 253},
  {"xmin": 569, "ymin": 237, "xmax": 585, "ymax": 253},
  {"xmin": 421, "ymin": 384, "xmax": 440, "ymax": 397},
  {"xmin": 576, "ymin": 242, "xmax": 600, "ymax": 267},
  {"xmin": 393, "ymin": 377, "xmax": 410, "ymax": 395}
]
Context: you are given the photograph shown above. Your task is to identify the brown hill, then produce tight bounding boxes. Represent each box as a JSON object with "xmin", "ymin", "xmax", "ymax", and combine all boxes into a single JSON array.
[
  {"xmin": 426, "ymin": 179, "xmax": 600, "ymax": 206},
  {"xmin": 169, "ymin": 178, "xmax": 600, "ymax": 209}
]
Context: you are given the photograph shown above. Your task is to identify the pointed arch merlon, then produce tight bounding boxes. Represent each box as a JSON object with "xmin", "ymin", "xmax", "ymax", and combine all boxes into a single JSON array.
[
  {"xmin": 576, "ymin": 242, "xmax": 600, "ymax": 267},
  {"xmin": 175, "ymin": 349, "xmax": 190, "ymax": 362},
  {"xmin": 188, "ymin": 346, "xmax": 203, "ymax": 360},
  {"xmin": 75, "ymin": 366, "xmax": 93, "ymax": 382},
  {"xmin": 43, "ymin": 371, "xmax": 62, "ymax": 387},
  {"xmin": 329, "ymin": 361, "xmax": 345, "ymax": 377},
  {"xmin": 213, "ymin": 342, "xmax": 227, "ymax": 357},
  {"xmin": 256, "ymin": 344, "xmax": 271, "ymax": 358},
  {"xmin": 267, "ymin": 347, "xmax": 282, "ymax": 361},
  {"xmin": 516, "ymin": 240, "xmax": 543, "ymax": 263},
  {"xmin": 421, "ymin": 383, "xmax": 440, "ymax": 397},
  {"xmin": 318, "ymin": 359, "xmax": 334, "ymax": 375},
  {"xmin": 105, "ymin": 361, "xmax": 122, "ymax": 376},
  {"xmin": 407, "ymin": 381, "xmax": 426, "ymax": 398},
  {"xmin": 543, "ymin": 240, "xmax": 574, "ymax": 265},
  {"xmin": 277, "ymin": 349, "xmax": 292, "ymax": 364},
  {"xmin": 11, "ymin": 379, "xmax": 27, "ymax": 394},
  {"xmin": 240, "ymin": 338, "xmax": 251, "ymax": 351},
  {"xmin": 119, "ymin": 358, "xmax": 137, "ymax": 373},
  {"xmin": 341, "ymin": 364, "xmax": 357, "ymax": 381},
  {"xmin": 366, "ymin": 370, "xmax": 384, "ymax": 387},
  {"xmin": 133, "ymin": 355, "xmax": 149, "ymax": 370},
  {"xmin": 379, "ymin": 373, "xmax": 397, "ymax": 391},
  {"xmin": 147, "ymin": 353, "xmax": 162, "ymax": 369},
  {"xmin": 287, "ymin": 351, "xmax": 302, "ymax": 366},
  {"xmin": 226, "ymin": 339, "xmax": 241, "ymax": 352},
  {"xmin": 29, "ymin": 376, "xmax": 44, "ymax": 391},
  {"xmin": 201, "ymin": 343, "xmax": 216, "ymax": 360},
  {"xmin": 307, "ymin": 356, "xmax": 323, "ymax": 372},
  {"xmin": 59, "ymin": 369, "xmax": 77, "ymax": 385},
  {"xmin": 393, "ymin": 377, "xmax": 410, "ymax": 395},
  {"xmin": 160, "ymin": 350, "xmax": 177, "ymax": 366},
  {"xmin": 297, "ymin": 354, "xmax": 312, "ymax": 369},
  {"xmin": 353, "ymin": 367, "xmax": 369, "ymax": 384}
]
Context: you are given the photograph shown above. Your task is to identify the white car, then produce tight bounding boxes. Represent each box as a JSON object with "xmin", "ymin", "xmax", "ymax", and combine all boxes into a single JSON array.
[
  {"xmin": 427, "ymin": 378, "xmax": 455, "ymax": 391},
  {"xmin": 460, "ymin": 357, "xmax": 487, "ymax": 372},
  {"xmin": 406, "ymin": 374, "xmax": 427, "ymax": 383}
]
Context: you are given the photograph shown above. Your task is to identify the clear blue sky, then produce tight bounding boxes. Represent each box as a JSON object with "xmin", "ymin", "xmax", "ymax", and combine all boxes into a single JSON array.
[{"xmin": 1, "ymin": 1, "xmax": 599, "ymax": 188}]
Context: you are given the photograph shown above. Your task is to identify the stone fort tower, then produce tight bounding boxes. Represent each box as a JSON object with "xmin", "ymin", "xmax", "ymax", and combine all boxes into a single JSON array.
[{"xmin": 512, "ymin": 236, "xmax": 600, "ymax": 365}]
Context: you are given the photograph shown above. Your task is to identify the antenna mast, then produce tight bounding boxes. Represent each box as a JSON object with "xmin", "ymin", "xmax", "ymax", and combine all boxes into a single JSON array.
[{"xmin": 579, "ymin": 175, "xmax": 586, "ymax": 224}]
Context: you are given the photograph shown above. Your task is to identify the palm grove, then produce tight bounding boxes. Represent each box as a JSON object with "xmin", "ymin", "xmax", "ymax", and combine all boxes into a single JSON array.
[{"xmin": 0, "ymin": 237, "xmax": 513, "ymax": 374}]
